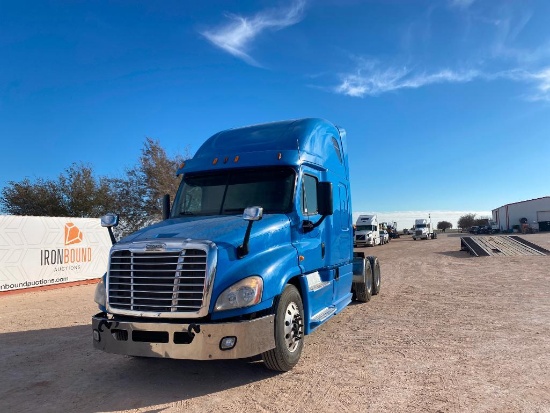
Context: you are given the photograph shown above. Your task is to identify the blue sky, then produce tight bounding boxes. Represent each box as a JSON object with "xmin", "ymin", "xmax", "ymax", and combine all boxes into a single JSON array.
[{"xmin": 1, "ymin": 0, "xmax": 549, "ymax": 228}]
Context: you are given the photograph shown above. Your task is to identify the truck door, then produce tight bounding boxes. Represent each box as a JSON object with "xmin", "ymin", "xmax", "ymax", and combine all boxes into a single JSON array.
[
  {"xmin": 292, "ymin": 170, "xmax": 333, "ymax": 314},
  {"xmin": 296, "ymin": 171, "xmax": 327, "ymax": 271}
]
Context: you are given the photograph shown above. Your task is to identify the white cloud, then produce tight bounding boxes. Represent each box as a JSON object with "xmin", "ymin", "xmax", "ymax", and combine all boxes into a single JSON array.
[
  {"xmin": 333, "ymin": 59, "xmax": 550, "ymax": 101},
  {"xmin": 487, "ymin": 67, "xmax": 550, "ymax": 101},
  {"xmin": 334, "ymin": 60, "xmax": 479, "ymax": 97},
  {"xmin": 201, "ymin": 0, "xmax": 306, "ymax": 66},
  {"xmin": 529, "ymin": 67, "xmax": 550, "ymax": 101}
]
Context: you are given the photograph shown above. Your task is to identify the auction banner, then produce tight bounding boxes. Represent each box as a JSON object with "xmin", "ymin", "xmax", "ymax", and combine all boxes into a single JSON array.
[{"xmin": 0, "ymin": 216, "xmax": 112, "ymax": 292}]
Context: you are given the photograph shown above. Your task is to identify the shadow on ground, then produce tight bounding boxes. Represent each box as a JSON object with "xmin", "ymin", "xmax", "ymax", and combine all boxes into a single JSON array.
[{"xmin": 0, "ymin": 325, "xmax": 278, "ymax": 412}]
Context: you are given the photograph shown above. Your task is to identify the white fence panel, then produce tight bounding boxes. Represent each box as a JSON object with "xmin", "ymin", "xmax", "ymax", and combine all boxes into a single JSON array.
[{"xmin": 0, "ymin": 216, "xmax": 111, "ymax": 292}]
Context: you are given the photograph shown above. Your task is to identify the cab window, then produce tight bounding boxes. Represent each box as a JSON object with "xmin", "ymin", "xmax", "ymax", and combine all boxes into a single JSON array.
[{"xmin": 302, "ymin": 174, "xmax": 318, "ymax": 215}]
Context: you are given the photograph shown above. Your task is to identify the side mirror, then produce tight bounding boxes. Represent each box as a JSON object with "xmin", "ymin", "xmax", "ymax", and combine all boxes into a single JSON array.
[
  {"xmin": 317, "ymin": 182, "xmax": 333, "ymax": 216},
  {"xmin": 100, "ymin": 213, "xmax": 119, "ymax": 245},
  {"xmin": 238, "ymin": 206, "xmax": 263, "ymax": 258},
  {"xmin": 162, "ymin": 194, "xmax": 171, "ymax": 220},
  {"xmin": 243, "ymin": 206, "xmax": 263, "ymax": 221},
  {"xmin": 101, "ymin": 213, "xmax": 119, "ymax": 228}
]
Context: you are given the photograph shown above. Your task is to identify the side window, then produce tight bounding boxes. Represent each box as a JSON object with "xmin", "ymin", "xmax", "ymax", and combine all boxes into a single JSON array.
[
  {"xmin": 302, "ymin": 174, "xmax": 318, "ymax": 215},
  {"xmin": 332, "ymin": 137, "xmax": 342, "ymax": 163}
]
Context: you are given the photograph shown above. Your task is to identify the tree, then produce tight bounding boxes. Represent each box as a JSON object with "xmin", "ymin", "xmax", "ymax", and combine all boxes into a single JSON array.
[
  {"xmin": 474, "ymin": 218, "xmax": 489, "ymax": 227},
  {"xmin": 457, "ymin": 213, "xmax": 476, "ymax": 230},
  {"xmin": 0, "ymin": 138, "xmax": 188, "ymax": 237},
  {"xmin": 136, "ymin": 137, "xmax": 185, "ymax": 220},
  {"xmin": 437, "ymin": 221, "xmax": 452, "ymax": 232},
  {"xmin": 0, "ymin": 177, "xmax": 65, "ymax": 216},
  {"xmin": 109, "ymin": 138, "xmax": 187, "ymax": 235},
  {"xmin": 58, "ymin": 163, "xmax": 115, "ymax": 218},
  {"xmin": 0, "ymin": 163, "xmax": 114, "ymax": 217}
]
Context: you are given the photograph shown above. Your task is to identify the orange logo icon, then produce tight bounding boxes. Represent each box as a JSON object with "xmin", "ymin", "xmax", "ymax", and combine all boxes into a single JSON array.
[{"xmin": 64, "ymin": 223, "xmax": 83, "ymax": 245}]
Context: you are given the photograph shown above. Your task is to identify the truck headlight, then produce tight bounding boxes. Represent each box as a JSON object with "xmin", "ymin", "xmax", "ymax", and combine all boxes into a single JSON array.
[
  {"xmin": 94, "ymin": 277, "xmax": 106, "ymax": 308},
  {"xmin": 214, "ymin": 276, "xmax": 263, "ymax": 312}
]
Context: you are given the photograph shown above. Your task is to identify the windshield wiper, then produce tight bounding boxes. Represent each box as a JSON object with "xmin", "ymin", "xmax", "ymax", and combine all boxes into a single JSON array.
[
  {"xmin": 223, "ymin": 208, "xmax": 245, "ymax": 214},
  {"xmin": 177, "ymin": 211, "xmax": 195, "ymax": 216}
]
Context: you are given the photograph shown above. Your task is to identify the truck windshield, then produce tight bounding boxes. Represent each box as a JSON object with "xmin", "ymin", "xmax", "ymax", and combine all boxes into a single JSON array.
[
  {"xmin": 357, "ymin": 225, "xmax": 376, "ymax": 231},
  {"xmin": 415, "ymin": 224, "xmax": 427, "ymax": 229},
  {"xmin": 172, "ymin": 167, "xmax": 296, "ymax": 216}
]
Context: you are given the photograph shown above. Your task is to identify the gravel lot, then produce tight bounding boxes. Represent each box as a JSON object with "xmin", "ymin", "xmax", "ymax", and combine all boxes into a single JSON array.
[{"xmin": 1, "ymin": 233, "xmax": 549, "ymax": 413}]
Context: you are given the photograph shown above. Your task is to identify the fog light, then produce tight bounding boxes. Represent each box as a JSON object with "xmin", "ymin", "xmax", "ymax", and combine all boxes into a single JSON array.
[
  {"xmin": 93, "ymin": 329, "xmax": 101, "ymax": 342},
  {"xmin": 220, "ymin": 336, "xmax": 237, "ymax": 350}
]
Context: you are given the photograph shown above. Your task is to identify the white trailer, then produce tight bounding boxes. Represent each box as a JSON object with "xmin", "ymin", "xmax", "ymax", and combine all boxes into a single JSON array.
[{"xmin": 354, "ymin": 214, "xmax": 381, "ymax": 247}]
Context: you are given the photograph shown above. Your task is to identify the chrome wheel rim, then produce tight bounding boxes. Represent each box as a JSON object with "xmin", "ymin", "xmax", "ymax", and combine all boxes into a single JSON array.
[{"xmin": 283, "ymin": 301, "xmax": 302, "ymax": 353}]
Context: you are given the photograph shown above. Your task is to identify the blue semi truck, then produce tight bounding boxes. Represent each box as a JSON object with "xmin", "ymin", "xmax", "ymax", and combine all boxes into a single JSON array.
[{"xmin": 92, "ymin": 118, "xmax": 381, "ymax": 371}]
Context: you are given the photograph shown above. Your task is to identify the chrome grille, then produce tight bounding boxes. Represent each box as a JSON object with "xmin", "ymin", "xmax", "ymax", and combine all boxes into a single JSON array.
[
  {"xmin": 356, "ymin": 234, "xmax": 365, "ymax": 240},
  {"xmin": 415, "ymin": 230, "xmax": 423, "ymax": 236},
  {"xmin": 108, "ymin": 248, "xmax": 207, "ymax": 313}
]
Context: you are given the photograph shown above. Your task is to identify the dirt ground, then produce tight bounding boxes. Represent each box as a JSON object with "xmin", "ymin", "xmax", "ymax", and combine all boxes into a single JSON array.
[{"xmin": 1, "ymin": 232, "xmax": 549, "ymax": 413}]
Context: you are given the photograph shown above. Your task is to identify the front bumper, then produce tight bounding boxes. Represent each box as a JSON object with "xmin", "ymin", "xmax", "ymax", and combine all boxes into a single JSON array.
[
  {"xmin": 92, "ymin": 313, "xmax": 275, "ymax": 360},
  {"xmin": 355, "ymin": 239, "xmax": 374, "ymax": 247}
]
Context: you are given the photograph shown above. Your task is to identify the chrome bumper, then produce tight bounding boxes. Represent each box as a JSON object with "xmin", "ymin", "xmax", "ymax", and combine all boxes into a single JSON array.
[{"xmin": 92, "ymin": 313, "xmax": 275, "ymax": 360}]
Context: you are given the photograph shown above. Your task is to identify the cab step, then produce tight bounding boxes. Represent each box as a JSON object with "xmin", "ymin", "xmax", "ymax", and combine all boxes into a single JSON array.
[{"xmin": 311, "ymin": 306, "xmax": 336, "ymax": 323}]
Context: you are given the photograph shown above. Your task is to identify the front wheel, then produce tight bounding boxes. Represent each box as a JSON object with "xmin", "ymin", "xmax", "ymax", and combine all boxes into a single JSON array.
[{"xmin": 262, "ymin": 285, "xmax": 304, "ymax": 372}]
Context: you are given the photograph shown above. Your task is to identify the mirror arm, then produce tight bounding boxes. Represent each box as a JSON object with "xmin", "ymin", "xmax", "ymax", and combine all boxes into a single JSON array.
[
  {"xmin": 237, "ymin": 221, "xmax": 254, "ymax": 259},
  {"xmin": 162, "ymin": 194, "xmax": 171, "ymax": 220},
  {"xmin": 302, "ymin": 214, "xmax": 327, "ymax": 233},
  {"xmin": 107, "ymin": 227, "xmax": 117, "ymax": 245}
]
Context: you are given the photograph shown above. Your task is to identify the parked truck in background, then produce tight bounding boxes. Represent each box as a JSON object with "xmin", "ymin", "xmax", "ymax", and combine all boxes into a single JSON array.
[
  {"xmin": 92, "ymin": 118, "xmax": 381, "ymax": 372},
  {"xmin": 354, "ymin": 214, "xmax": 381, "ymax": 247},
  {"xmin": 412, "ymin": 218, "xmax": 437, "ymax": 240}
]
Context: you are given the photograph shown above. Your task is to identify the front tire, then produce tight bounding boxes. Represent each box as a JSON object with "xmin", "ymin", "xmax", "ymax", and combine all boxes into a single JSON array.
[{"xmin": 262, "ymin": 285, "xmax": 304, "ymax": 372}]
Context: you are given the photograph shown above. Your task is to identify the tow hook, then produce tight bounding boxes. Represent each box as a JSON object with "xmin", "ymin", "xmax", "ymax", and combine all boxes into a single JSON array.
[
  {"xmin": 188, "ymin": 323, "xmax": 201, "ymax": 337},
  {"xmin": 97, "ymin": 319, "xmax": 112, "ymax": 332}
]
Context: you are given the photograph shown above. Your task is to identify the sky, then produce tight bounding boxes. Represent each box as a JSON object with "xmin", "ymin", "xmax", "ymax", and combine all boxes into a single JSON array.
[{"xmin": 1, "ymin": 0, "xmax": 549, "ymax": 229}]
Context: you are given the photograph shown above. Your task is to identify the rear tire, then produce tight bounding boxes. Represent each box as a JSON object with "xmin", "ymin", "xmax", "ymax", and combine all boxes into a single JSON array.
[
  {"xmin": 354, "ymin": 259, "xmax": 373, "ymax": 303},
  {"xmin": 262, "ymin": 285, "xmax": 304, "ymax": 372},
  {"xmin": 368, "ymin": 256, "xmax": 381, "ymax": 295}
]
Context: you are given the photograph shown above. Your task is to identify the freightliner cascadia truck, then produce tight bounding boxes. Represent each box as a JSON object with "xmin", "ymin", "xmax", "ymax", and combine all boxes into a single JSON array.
[{"xmin": 92, "ymin": 118, "xmax": 381, "ymax": 371}]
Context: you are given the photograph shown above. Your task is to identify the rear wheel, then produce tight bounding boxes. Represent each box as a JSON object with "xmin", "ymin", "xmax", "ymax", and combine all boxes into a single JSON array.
[
  {"xmin": 354, "ymin": 258, "xmax": 373, "ymax": 303},
  {"xmin": 262, "ymin": 285, "xmax": 304, "ymax": 372},
  {"xmin": 368, "ymin": 256, "xmax": 381, "ymax": 295}
]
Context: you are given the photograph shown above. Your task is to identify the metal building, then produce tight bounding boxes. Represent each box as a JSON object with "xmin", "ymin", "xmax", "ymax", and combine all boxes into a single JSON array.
[{"xmin": 492, "ymin": 196, "xmax": 550, "ymax": 232}]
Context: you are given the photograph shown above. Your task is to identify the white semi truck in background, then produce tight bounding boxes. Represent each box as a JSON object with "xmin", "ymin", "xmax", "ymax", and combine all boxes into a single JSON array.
[
  {"xmin": 354, "ymin": 214, "xmax": 380, "ymax": 247},
  {"xmin": 412, "ymin": 218, "xmax": 437, "ymax": 240}
]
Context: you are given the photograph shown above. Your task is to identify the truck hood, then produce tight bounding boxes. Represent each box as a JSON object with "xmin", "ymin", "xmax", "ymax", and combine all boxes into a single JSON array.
[
  {"xmin": 118, "ymin": 214, "xmax": 290, "ymax": 247},
  {"xmin": 356, "ymin": 230, "xmax": 375, "ymax": 236}
]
